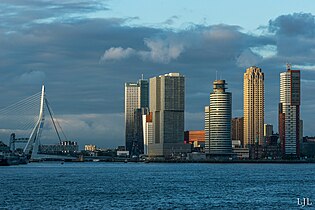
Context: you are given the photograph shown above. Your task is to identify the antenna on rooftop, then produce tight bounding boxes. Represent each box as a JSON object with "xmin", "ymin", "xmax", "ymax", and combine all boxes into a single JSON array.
[
  {"xmin": 216, "ymin": 71, "xmax": 218, "ymax": 80},
  {"xmin": 286, "ymin": 63, "xmax": 291, "ymax": 70},
  {"xmin": 141, "ymin": 74, "xmax": 144, "ymax": 80}
]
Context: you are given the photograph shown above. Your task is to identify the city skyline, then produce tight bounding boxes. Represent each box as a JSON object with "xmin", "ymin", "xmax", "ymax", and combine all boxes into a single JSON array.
[{"xmin": 0, "ymin": 1, "xmax": 315, "ymax": 148}]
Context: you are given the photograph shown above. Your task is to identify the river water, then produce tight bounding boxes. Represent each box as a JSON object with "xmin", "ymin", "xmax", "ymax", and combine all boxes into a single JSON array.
[{"xmin": 0, "ymin": 162, "xmax": 314, "ymax": 209}]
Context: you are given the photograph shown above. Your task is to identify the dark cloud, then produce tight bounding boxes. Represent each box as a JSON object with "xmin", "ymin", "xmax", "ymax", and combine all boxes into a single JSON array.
[
  {"xmin": 269, "ymin": 13, "xmax": 315, "ymax": 37},
  {"xmin": 0, "ymin": 4, "xmax": 314, "ymax": 148},
  {"xmin": 268, "ymin": 13, "xmax": 315, "ymax": 58}
]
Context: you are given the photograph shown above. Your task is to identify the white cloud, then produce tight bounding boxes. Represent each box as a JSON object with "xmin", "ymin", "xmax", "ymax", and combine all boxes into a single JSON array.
[
  {"xmin": 236, "ymin": 48, "xmax": 263, "ymax": 67},
  {"xmin": 295, "ymin": 65, "xmax": 315, "ymax": 71},
  {"xmin": 250, "ymin": 45, "xmax": 277, "ymax": 58},
  {"xmin": 101, "ymin": 38, "xmax": 185, "ymax": 64},
  {"xmin": 139, "ymin": 38, "xmax": 184, "ymax": 64},
  {"xmin": 100, "ymin": 47, "xmax": 135, "ymax": 61}
]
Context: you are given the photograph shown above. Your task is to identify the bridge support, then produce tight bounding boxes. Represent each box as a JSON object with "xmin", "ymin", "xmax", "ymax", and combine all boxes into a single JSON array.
[{"xmin": 23, "ymin": 85, "xmax": 45, "ymax": 160}]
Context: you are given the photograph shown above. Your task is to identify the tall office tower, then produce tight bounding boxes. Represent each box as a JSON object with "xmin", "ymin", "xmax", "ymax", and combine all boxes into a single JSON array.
[
  {"xmin": 149, "ymin": 73, "xmax": 190, "ymax": 157},
  {"xmin": 244, "ymin": 66, "xmax": 264, "ymax": 147},
  {"xmin": 142, "ymin": 112, "xmax": 153, "ymax": 155},
  {"xmin": 133, "ymin": 107, "xmax": 149, "ymax": 155},
  {"xmin": 208, "ymin": 80, "xmax": 232, "ymax": 155},
  {"xmin": 264, "ymin": 124, "xmax": 273, "ymax": 138},
  {"xmin": 279, "ymin": 66, "xmax": 300, "ymax": 157},
  {"xmin": 124, "ymin": 78, "xmax": 149, "ymax": 154},
  {"xmin": 232, "ymin": 117, "xmax": 244, "ymax": 147},
  {"xmin": 204, "ymin": 106, "xmax": 210, "ymax": 153}
]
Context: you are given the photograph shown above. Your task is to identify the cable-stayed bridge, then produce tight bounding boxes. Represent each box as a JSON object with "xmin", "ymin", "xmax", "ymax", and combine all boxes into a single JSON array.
[{"xmin": 0, "ymin": 85, "xmax": 76, "ymax": 161}]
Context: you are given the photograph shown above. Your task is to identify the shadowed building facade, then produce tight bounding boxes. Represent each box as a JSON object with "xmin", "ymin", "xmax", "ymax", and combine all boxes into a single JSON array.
[
  {"xmin": 124, "ymin": 78, "xmax": 149, "ymax": 155},
  {"xmin": 279, "ymin": 66, "xmax": 300, "ymax": 157},
  {"xmin": 232, "ymin": 117, "xmax": 244, "ymax": 147},
  {"xmin": 243, "ymin": 66, "xmax": 264, "ymax": 147},
  {"xmin": 149, "ymin": 73, "xmax": 190, "ymax": 157}
]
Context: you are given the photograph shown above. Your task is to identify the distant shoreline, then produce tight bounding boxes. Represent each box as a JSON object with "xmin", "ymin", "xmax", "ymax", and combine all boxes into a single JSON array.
[
  {"xmin": 143, "ymin": 159, "xmax": 315, "ymax": 164},
  {"xmin": 54, "ymin": 158, "xmax": 315, "ymax": 164}
]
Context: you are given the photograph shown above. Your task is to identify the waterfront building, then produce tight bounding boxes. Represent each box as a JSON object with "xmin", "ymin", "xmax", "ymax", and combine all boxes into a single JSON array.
[
  {"xmin": 124, "ymin": 77, "xmax": 149, "ymax": 155},
  {"xmin": 149, "ymin": 73, "xmax": 190, "ymax": 157},
  {"xmin": 184, "ymin": 130, "xmax": 205, "ymax": 152},
  {"xmin": 142, "ymin": 112, "xmax": 153, "ymax": 155},
  {"xmin": 204, "ymin": 106, "xmax": 210, "ymax": 153},
  {"xmin": 133, "ymin": 107, "xmax": 149, "ymax": 155},
  {"xmin": 208, "ymin": 80, "xmax": 232, "ymax": 156},
  {"xmin": 232, "ymin": 117, "xmax": 244, "ymax": 147},
  {"xmin": 279, "ymin": 65, "xmax": 301, "ymax": 157},
  {"xmin": 243, "ymin": 66, "xmax": 264, "ymax": 147},
  {"xmin": 39, "ymin": 141, "xmax": 79, "ymax": 155},
  {"xmin": 232, "ymin": 147, "xmax": 249, "ymax": 159},
  {"xmin": 84, "ymin": 144, "xmax": 96, "ymax": 152},
  {"xmin": 264, "ymin": 124, "xmax": 273, "ymax": 138}
]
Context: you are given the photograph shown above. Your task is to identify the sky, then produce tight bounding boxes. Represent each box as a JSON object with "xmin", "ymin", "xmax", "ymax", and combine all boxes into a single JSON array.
[{"xmin": 0, "ymin": 0, "xmax": 315, "ymax": 148}]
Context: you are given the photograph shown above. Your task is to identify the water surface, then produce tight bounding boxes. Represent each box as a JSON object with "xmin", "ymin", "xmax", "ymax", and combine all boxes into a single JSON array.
[{"xmin": 0, "ymin": 162, "xmax": 314, "ymax": 209}]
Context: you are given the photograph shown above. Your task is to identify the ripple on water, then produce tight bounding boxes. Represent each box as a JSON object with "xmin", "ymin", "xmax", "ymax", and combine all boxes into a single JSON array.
[{"xmin": 0, "ymin": 163, "xmax": 314, "ymax": 209}]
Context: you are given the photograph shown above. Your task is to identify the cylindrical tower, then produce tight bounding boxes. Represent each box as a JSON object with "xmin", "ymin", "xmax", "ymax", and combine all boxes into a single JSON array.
[{"xmin": 209, "ymin": 80, "xmax": 232, "ymax": 155}]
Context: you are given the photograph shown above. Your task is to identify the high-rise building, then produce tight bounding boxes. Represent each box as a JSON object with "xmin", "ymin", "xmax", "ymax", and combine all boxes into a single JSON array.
[
  {"xmin": 279, "ymin": 66, "xmax": 300, "ymax": 157},
  {"xmin": 232, "ymin": 117, "xmax": 244, "ymax": 147},
  {"xmin": 149, "ymin": 73, "xmax": 190, "ymax": 157},
  {"xmin": 133, "ymin": 107, "xmax": 149, "ymax": 155},
  {"xmin": 142, "ymin": 112, "xmax": 153, "ymax": 155},
  {"xmin": 208, "ymin": 80, "xmax": 232, "ymax": 155},
  {"xmin": 264, "ymin": 124, "xmax": 273, "ymax": 138},
  {"xmin": 124, "ymin": 78, "xmax": 149, "ymax": 154},
  {"xmin": 244, "ymin": 66, "xmax": 264, "ymax": 147},
  {"xmin": 204, "ymin": 106, "xmax": 210, "ymax": 153}
]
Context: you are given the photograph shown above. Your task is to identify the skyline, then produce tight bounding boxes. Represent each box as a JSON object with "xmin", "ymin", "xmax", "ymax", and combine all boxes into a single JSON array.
[{"xmin": 0, "ymin": 1, "xmax": 315, "ymax": 148}]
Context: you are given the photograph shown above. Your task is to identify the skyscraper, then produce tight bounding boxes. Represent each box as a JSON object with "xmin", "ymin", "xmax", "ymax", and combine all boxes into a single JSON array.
[
  {"xmin": 124, "ymin": 78, "xmax": 149, "ymax": 154},
  {"xmin": 243, "ymin": 66, "xmax": 264, "ymax": 147},
  {"xmin": 279, "ymin": 65, "xmax": 300, "ymax": 157},
  {"xmin": 208, "ymin": 80, "xmax": 232, "ymax": 155},
  {"xmin": 142, "ymin": 112, "xmax": 153, "ymax": 155},
  {"xmin": 232, "ymin": 117, "xmax": 244, "ymax": 147},
  {"xmin": 149, "ymin": 73, "xmax": 190, "ymax": 157}
]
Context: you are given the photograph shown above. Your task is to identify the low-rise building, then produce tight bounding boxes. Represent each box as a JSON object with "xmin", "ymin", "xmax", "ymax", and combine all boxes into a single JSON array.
[
  {"xmin": 39, "ymin": 141, "xmax": 78, "ymax": 155},
  {"xmin": 232, "ymin": 148, "xmax": 249, "ymax": 159},
  {"xmin": 184, "ymin": 130, "xmax": 205, "ymax": 152},
  {"xmin": 84, "ymin": 144, "xmax": 96, "ymax": 152}
]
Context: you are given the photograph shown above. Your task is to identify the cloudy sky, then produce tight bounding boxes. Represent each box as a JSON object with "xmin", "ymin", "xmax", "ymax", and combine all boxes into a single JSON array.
[{"xmin": 0, "ymin": 0, "xmax": 315, "ymax": 148}]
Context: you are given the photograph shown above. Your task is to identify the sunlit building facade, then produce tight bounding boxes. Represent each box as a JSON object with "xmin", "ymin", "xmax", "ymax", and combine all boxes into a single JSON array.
[
  {"xmin": 208, "ymin": 80, "xmax": 232, "ymax": 155},
  {"xmin": 125, "ymin": 78, "xmax": 149, "ymax": 154},
  {"xmin": 149, "ymin": 73, "xmax": 190, "ymax": 157},
  {"xmin": 279, "ymin": 66, "xmax": 300, "ymax": 157},
  {"xmin": 243, "ymin": 66, "xmax": 264, "ymax": 147}
]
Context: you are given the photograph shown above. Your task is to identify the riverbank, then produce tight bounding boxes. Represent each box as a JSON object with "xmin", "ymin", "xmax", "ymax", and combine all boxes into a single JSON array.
[{"xmin": 143, "ymin": 159, "xmax": 315, "ymax": 164}]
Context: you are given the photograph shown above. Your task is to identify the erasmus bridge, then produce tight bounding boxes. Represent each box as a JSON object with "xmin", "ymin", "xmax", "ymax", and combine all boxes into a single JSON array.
[{"xmin": 0, "ymin": 85, "xmax": 76, "ymax": 161}]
